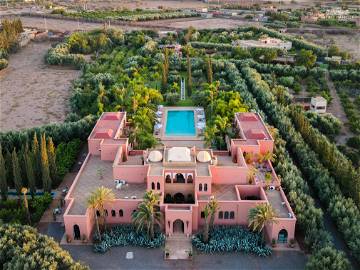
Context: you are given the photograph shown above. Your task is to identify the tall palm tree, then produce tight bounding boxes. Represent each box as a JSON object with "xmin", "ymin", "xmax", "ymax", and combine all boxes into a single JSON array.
[
  {"xmin": 202, "ymin": 204, "xmax": 211, "ymax": 243},
  {"xmin": 248, "ymin": 204, "xmax": 277, "ymax": 240},
  {"xmin": 87, "ymin": 186, "xmax": 115, "ymax": 240},
  {"xmin": 21, "ymin": 187, "xmax": 31, "ymax": 225},
  {"xmin": 247, "ymin": 166, "xmax": 258, "ymax": 184},
  {"xmin": 132, "ymin": 190, "xmax": 162, "ymax": 240},
  {"xmin": 208, "ymin": 198, "xmax": 219, "ymax": 231}
]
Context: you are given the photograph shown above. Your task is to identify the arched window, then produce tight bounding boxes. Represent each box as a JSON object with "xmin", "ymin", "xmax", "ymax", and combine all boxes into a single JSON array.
[
  {"xmin": 111, "ymin": 210, "xmax": 116, "ymax": 217},
  {"xmin": 105, "ymin": 210, "xmax": 108, "ymax": 216},
  {"xmin": 151, "ymin": 182, "xmax": 155, "ymax": 189},
  {"xmin": 219, "ymin": 211, "xmax": 223, "ymax": 219},
  {"xmin": 204, "ymin": 183, "xmax": 208, "ymax": 191},
  {"xmin": 199, "ymin": 183, "xmax": 203, "ymax": 191},
  {"xmin": 230, "ymin": 211, "xmax": 235, "ymax": 219},
  {"xmin": 73, "ymin": 224, "xmax": 80, "ymax": 240},
  {"xmin": 119, "ymin": 209, "xmax": 123, "ymax": 217},
  {"xmin": 201, "ymin": 211, "xmax": 205, "ymax": 219},
  {"xmin": 96, "ymin": 210, "xmax": 100, "ymax": 217},
  {"xmin": 224, "ymin": 211, "xmax": 229, "ymax": 219},
  {"xmin": 157, "ymin": 182, "xmax": 160, "ymax": 190}
]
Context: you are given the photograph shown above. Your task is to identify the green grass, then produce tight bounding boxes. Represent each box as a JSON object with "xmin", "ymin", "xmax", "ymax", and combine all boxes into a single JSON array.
[{"xmin": 175, "ymin": 99, "xmax": 194, "ymax": 106}]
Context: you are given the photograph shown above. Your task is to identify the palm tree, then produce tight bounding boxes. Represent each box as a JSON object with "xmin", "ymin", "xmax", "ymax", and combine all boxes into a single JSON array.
[
  {"xmin": 21, "ymin": 187, "xmax": 31, "ymax": 225},
  {"xmin": 132, "ymin": 190, "xmax": 162, "ymax": 240},
  {"xmin": 248, "ymin": 204, "xmax": 277, "ymax": 240},
  {"xmin": 202, "ymin": 204, "xmax": 211, "ymax": 243},
  {"xmin": 87, "ymin": 186, "xmax": 115, "ymax": 240},
  {"xmin": 247, "ymin": 166, "xmax": 258, "ymax": 184},
  {"xmin": 208, "ymin": 198, "xmax": 219, "ymax": 231}
]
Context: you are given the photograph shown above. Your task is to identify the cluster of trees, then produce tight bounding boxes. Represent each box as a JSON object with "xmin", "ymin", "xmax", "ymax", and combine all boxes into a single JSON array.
[
  {"xmin": 0, "ymin": 224, "xmax": 88, "ymax": 269},
  {"xmin": 0, "ymin": 193, "xmax": 52, "ymax": 225},
  {"xmin": 0, "ymin": 133, "xmax": 56, "ymax": 199},
  {"xmin": 0, "ymin": 18, "xmax": 23, "ymax": 70},
  {"xmin": 241, "ymin": 65, "xmax": 360, "ymax": 262},
  {"xmin": 192, "ymin": 81, "xmax": 248, "ymax": 149}
]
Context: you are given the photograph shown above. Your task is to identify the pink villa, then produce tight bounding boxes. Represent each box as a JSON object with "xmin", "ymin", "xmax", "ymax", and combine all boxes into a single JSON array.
[{"xmin": 63, "ymin": 109, "xmax": 296, "ymax": 245}]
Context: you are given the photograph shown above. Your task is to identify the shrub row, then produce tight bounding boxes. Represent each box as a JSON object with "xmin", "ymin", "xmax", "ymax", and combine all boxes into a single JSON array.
[
  {"xmin": 226, "ymin": 61, "xmax": 331, "ymax": 251},
  {"xmin": 192, "ymin": 226, "xmax": 271, "ymax": 256},
  {"xmin": 93, "ymin": 225, "xmax": 165, "ymax": 253},
  {"xmin": 240, "ymin": 65, "xmax": 360, "ymax": 261},
  {"xmin": 289, "ymin": 106, "xmax": 360, "ymax": 205}
]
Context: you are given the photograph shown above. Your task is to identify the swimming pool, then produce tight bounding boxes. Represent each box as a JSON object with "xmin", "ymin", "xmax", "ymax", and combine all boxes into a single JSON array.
[{"xmin": 165, "ymin": 110, "xmax": 196, "ymax": 136}]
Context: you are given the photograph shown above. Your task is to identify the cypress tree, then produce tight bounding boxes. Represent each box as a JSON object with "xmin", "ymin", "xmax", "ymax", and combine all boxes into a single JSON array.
[
  {"xmin": 32, "ymin": 133, "xmax": 41, "ymax": 188},
  {"xmin": 41, "ymin": 134, "xmax": 51, "ymax": 192},
  {"xmin": 186, "ymin": 47, "xmax": 192, "ymax": 97},
  {"xmin": 47, "ymin": 137, "xmax": 57, "ymax": 186},
  {"xmin": 12, "ymin": 148, "xmax": 22, "ymax": 196},
  {"xmin": 206, "ymin": 56, "xmax": 213, "ymax": 84},
  {"xmin": 5, "ymin": 150, "xmax": 13, "ymax": 188},
  {"xmin": 0, "ymin": 145, "xmax": 8, "ymax": 201},
  {"xmin": 24, "ymin": 143, "xmax": 36, "ymax": 199},
  {"xmin": 161, "ymin": 48, "xmax": 169, "ymax": 91}
]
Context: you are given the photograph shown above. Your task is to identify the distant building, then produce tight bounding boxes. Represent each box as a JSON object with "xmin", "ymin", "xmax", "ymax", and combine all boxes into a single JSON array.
[
  {"xmin": 232, "ymin": 37, "xmax": 292, "ymax": 50},
  {"xmin": 301, "ymin": 11, "xmax": 325, "ymax": 23},
  {"xmin": 310, "ymin": 96, "xmax": 327, "ymax": 114}
]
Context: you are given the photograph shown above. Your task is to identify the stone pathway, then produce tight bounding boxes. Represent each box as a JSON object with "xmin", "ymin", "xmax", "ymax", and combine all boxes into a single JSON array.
[{"xmin": 165, "ymin": 234, "xmax": 192, "ymax": 260}]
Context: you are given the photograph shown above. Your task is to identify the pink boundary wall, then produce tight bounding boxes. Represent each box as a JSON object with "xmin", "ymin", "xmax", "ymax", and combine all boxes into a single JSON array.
[{"xmin": 63, "ymin": 112, "xmax": 296, "ymax": 244}]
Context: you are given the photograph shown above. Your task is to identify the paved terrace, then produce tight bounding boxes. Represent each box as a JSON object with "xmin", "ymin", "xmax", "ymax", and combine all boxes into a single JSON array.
[
  {"xmin": 265, "ymin": 189, "xmax": 290, "ymax": 218},
  {"xmin": 199, "ymin": 185, "xmax": 238, "ymax": 201},
  {"xmin": 148, "ymin": 162, "xmax": 210, "ymax": 177},
  {"xmin": 68, "ymin": 155, "xmax": 146, "ymax": 215}
]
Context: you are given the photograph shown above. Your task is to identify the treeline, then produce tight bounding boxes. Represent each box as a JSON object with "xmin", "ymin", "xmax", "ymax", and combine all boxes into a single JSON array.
[
  {"xmin": 0, "ymin": 133, "xmax": 77, "ymax": 200},
  {"xmin": 290, "ymin": 106, "xmax": 360, "ymax": 205},
  {"xmin": 0, "ymin": 18, "xmax": 23, "ymax": 70},
  {"xmin": 0, "ymin": 115, "xmax": 96, "ymax": 153},
  {"xmin": 224, "ymin": 61, "xmax": 349, "ymax": 267},
  {"xmin": 240, "ymin": 65, "xmax": 360, "ymax": 261}
]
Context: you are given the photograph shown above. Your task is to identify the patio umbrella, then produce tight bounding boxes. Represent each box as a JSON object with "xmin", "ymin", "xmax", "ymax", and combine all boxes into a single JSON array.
[
  {"xmin": 197, "ymin": 151, "xmax": 211, "ymax": 163},
  {"xmin": 148, "ymin": 150, "xmax": 163, "ymax": 162}
]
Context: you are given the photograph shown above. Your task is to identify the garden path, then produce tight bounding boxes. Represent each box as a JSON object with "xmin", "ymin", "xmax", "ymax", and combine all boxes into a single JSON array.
[{"xmin": 325, "ymin": 71, "xmax": 354, "ymax": 145}]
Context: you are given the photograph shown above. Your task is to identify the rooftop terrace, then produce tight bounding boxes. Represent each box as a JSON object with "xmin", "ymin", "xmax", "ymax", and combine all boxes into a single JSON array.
[
  {"xmin": 199, "ymin": 185, "xmax": 238, "ymax": 201},
  {"xmin": 266, "ymin": 189, "xmax": 292, "ymax": 219},
  {"xmin": 68, "ymin": 155, "xmax": 146, "ymax": 215}
]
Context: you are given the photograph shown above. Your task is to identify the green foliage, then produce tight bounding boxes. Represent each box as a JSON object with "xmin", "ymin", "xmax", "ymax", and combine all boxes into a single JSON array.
[
  {"xmin": 305, "ymin": 112, "xmax": 341, "ymax": 140},
  {"xmin": 0, "ymin": 224, "xmax": 88, "ymax": 269},
  {"xmin": 241, "ymin": 66, "xmax": 360, "ymax": 261},
  {"xmin": 305, "ymin": 246, "xmax": 351, "ymax": 270},
  {"xmin": 0, "ymin": 58, "xmax": 8, "ymax": 70},
  {"xmin": 0, "ymin": 193, "xmax": 52, "ymax": 224},
  {"xmin": 56, "ymin": 139, "xmax": 82, "ymax": 179},
  {"xmin": 93, "ymin": 225, "xmax": 165, "ymax": 253},
  {"xmin": 192, "ymin": 226, "xmax": 271, "ymax": 256},
  {"xmin": 296, "ymin": 49, "xmax": 317, "ymax": 68}
]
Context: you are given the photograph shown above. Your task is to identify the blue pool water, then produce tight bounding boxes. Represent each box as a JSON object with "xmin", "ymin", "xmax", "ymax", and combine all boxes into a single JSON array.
[{"xmin": 165, "ymin": 110, "xmax": 196, "ymax": 136}]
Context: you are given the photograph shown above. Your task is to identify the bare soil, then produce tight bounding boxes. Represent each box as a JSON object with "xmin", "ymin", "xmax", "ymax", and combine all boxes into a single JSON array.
[{"xmin": 0, "ymin": 41, "xmax": 79, "ymax": 132}]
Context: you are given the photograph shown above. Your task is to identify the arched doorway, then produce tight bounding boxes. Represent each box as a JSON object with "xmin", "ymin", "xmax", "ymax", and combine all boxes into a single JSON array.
[
  {"xmin": 73, "ymin": 224, "xmax": 81, "ymax": 240},
  {"xmin": 174, "ymin": 192, "xmax": 185, "ymax": 203},
  {"xmin": 278, "ymin": 229, "xmax": 288, "ymax": 243},
  {"xmin": 175, "ymin": 173, "xmax": 185, "ymax": 183},
  {"xmin": 173, "ymin": 219, "xmax": 184, "ymax": 234}
]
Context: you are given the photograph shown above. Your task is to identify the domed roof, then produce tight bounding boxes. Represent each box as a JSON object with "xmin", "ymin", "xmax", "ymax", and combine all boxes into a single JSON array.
[
  {"xmin": 148, "ymin": 150, "xmax": 163, "ymax": 162},
  {"xmin": 196, "ymin": 151, "xmax": 211, "ymax": 163}
]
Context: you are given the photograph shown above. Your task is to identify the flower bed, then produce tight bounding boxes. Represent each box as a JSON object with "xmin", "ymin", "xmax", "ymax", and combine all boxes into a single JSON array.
[
  {"xmin": 93, "ymin": 225, "xmax": 165, "ymax": 253},
  {"xmin": 192, "ymin": 226, "xmax": 271, "ymax": 256}
]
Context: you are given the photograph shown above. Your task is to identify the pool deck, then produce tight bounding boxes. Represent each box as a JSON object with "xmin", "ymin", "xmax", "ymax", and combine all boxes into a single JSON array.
[{"xmin": 155, "ymin": 107, "xmax": 205, "ymax": 143}]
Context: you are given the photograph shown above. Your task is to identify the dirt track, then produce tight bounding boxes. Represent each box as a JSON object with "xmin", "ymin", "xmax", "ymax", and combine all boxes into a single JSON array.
[{"xmin": 0, "ymin": 41, "xmax": 79, "ymax": 132}]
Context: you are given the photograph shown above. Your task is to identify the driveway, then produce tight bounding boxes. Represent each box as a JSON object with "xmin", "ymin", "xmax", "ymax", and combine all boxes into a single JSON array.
[{"xmin": 63, "ymin": 245, "xmax": 307, "ymax": 270}]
